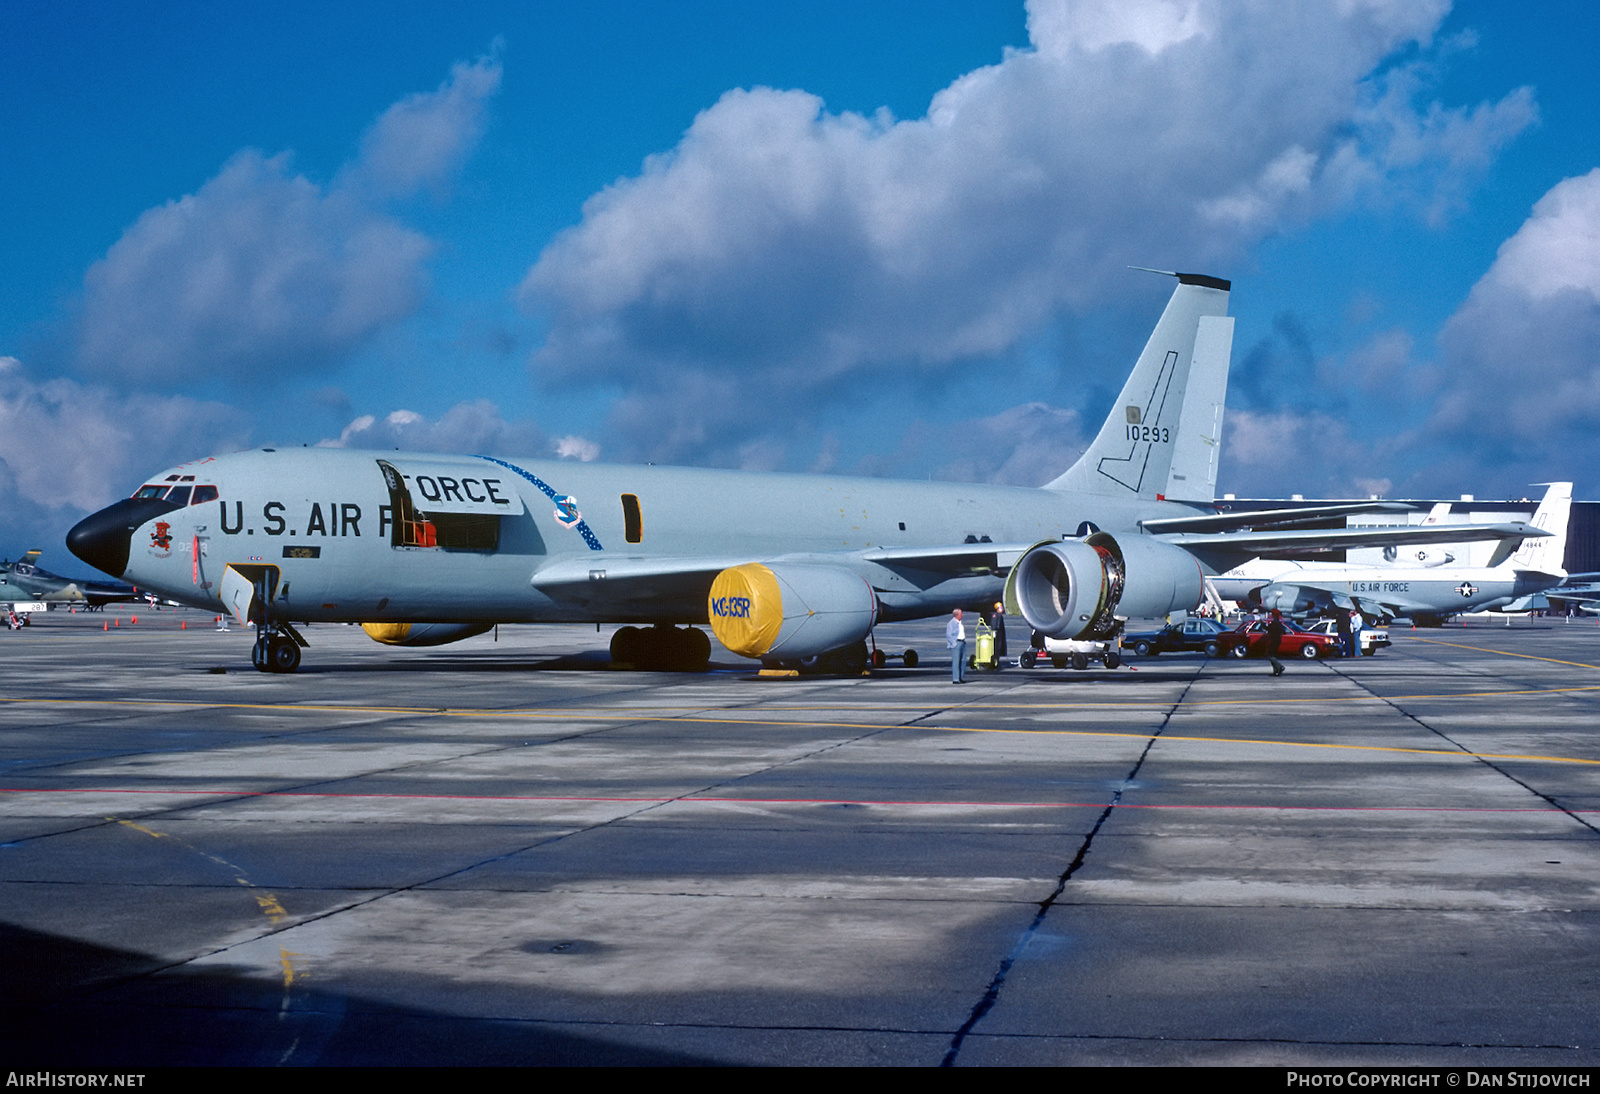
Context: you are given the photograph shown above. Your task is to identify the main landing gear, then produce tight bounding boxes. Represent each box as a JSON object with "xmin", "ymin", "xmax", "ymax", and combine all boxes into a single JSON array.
[{"xmin": 610, "ymin": 625, "xmax": 712, "ymax": 672}]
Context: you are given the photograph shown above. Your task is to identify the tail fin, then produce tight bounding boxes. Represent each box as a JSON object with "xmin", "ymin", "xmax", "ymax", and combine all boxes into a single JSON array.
[
  {"xmin": 1499, "ymin": 482, "xmax": 1572, "ymax": 575},
  {"xmin": 1046, "ymin": 272, "xmax": 1233, "ymax": 501}
]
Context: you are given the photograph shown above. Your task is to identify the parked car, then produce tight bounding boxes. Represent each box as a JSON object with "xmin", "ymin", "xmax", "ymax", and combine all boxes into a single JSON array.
[
  {"xmin": 1120, "ymin": 617, "xmax": 1230, "ymax": 657},
  {"xmin": 1304, "ymin": 618, "xmax": 1391, "ymax": 656},
  {"xmin": 1218, "ymin": 618, "xmax": 1342, "ymax": 660}
]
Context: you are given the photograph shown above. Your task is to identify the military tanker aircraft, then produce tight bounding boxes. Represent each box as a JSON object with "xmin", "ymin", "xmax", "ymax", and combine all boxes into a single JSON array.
[{"xmin": 65, "ymin": 272, "xmax": 1548, "ymax": 674}]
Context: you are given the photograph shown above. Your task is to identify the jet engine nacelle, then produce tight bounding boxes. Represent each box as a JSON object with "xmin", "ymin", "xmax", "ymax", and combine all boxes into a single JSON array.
[
  {"xmin": 361, "ymin": 622, "xmax": 495, "ymax": 647},
  {"xmin": 707, "ymin": 562, "xmax": 877, "ymax": 661},
  {"xmin": 1256, "ymin": 583, "xmax": 1327, "ymax": 615},
  {"xmin": 1011, "ymin": 532, "xmax": 1202, "ymax": 640}
]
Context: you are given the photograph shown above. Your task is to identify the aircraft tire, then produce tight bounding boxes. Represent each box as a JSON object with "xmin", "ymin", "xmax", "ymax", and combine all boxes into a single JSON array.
[
  {"xmin": 267, "ymin": 637, "xmax": 301, "ymax": 673},
  {"xmin": 828, "ymin": 641, "xmax": 869, "ymax": 676},
  {"xmin": 902, "ymin": 649, "xmax": 918, "ymax": 668},
  {"xmin": 681, "ymin": 627, "xmax": 711, "ymax": 671},
  {"xmin": 871, "ymin": 649, "xmax": 887, "ymax": 669},
  {"xmin": 610, "ymin": 626, "xmax": 643, "ymax": 665}
]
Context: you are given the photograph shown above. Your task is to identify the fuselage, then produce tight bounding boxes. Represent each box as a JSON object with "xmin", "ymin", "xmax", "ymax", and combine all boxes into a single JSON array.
[
  {"xmin": 1228, "ymin": 559, "xmax": 1559, "ymax": 617},
  {"xmin": 86, "ymin": 447, "xmax": 1205, "ymax": 626}
]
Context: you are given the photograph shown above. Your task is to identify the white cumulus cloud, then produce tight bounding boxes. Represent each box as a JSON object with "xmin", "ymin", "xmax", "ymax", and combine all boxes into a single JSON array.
[
  {"xmin": 522, "ymin": 0, "xmax": 1532, "ymax": 470},
  {"xmin": 320, "ymin": 399, "xmax": 551, "ymax": 458},
  {"xmin": 73, "ymin": 51, "xmax": 502, "ymax": 388},
  {"xmin": 0, "ymin": 356, "xmax": 250, "ymax": 557}
]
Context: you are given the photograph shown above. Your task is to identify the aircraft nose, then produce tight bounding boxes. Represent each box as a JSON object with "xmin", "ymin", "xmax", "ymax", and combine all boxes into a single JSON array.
[{"xmin": 67, "ymin": 498, "xmax": 179, "ymax": 578}]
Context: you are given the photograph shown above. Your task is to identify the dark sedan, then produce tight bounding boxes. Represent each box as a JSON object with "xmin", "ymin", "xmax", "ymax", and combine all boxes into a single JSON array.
[
  {"xmin": 1217, "ymin": 619, "xmax": 1342, "ymax": 659},
  {"xmin": 1121, "ymin": 617, "xmax": 1230, "ymax": 657}
]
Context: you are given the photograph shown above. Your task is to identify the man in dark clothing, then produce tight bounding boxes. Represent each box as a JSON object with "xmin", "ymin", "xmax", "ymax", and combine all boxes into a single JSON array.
[
  {"xmin": 991, "ymin": 602, "xmax": 1008, "ymax": 659},
  {"xmin": 1335, "ymin": 609, "xmax": 1353, "ymax": 658},
  {"xmin": 1265, "ymin": 610, "xmax": 1287, "ymax": 677}
]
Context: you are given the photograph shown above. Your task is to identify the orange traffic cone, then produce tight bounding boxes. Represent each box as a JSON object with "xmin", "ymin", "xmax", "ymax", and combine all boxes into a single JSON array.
[
  {"xmin": 131, "ymin": 616, "xmax": 137, "ymax": 624},
  {"xmin": 103, "ymin": 622, "xmax": 108, "ymax": 632}
]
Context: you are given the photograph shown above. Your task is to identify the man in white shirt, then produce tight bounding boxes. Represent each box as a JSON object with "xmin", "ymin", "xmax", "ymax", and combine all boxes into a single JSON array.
[{"xmin": 946, "ymin": 608, "xmax": 967, "ymax": 684}]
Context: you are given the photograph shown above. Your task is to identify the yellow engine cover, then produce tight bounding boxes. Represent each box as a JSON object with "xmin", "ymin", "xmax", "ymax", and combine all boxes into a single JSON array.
[
  {"xmin": 362, "ymin": 622, "xmax": 414, "ymax": 645},
  {"xmin": 707, "ymin": 563, "xmax": 784, "ymax": 658}
]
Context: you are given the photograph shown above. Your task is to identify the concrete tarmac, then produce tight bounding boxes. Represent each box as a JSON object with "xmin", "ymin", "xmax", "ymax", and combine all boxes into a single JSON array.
[{"xmin": 2, "ymin": 606, "xmax": 1599, "ymax": 1065}]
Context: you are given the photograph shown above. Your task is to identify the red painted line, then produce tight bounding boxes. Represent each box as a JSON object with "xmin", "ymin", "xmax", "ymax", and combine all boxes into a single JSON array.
[{"xmin": 0, "ymin": 785, "xmax": 1592, "ymax": 814}]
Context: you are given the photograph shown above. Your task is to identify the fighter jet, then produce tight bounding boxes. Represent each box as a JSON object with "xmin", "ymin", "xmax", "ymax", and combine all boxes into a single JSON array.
[
  {"xmin": 1221, "ymin": 482, "xmax": 1573, "ymax": 625},
  {"xmin": 0, "ymin": 550, "xmax": 138, "ymax": 609},
  {"xmin": 65, "ymin": 273, "xmax": 1549, "ymax": 673}
]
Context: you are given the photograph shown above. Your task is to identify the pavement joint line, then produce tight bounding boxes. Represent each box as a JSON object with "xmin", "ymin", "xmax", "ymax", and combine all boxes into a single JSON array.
[
  {"xmin": 11, "ymin": 679, "xmax": 1600, "ymax": 718},
  {"xmin": 146, "ymin": 694, "xmax": 937, "ymax": 978},
  {"xmin": 3, "ymin": 706, "xmax": 1596, "ymax": 765},
  {"xmin": 1327, "ymin": 648, "xmax": 1600, "ymax": 836},
  {"xmin": 1404, "ymin": 636, "xmax": 1600, "ymax": 671},
  {"xmin": 942, "ymin": 660, "xmax": 1205, "ymax": 1066},
  {"xmin": 7, "ymin": 784, "xmax": 1597, "ymax": 813}
]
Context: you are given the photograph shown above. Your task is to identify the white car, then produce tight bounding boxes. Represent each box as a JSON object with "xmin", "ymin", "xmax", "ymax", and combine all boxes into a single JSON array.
[{"xmin": 1306, "ymin": 618, "xmax": 1390, "ymax": 655}]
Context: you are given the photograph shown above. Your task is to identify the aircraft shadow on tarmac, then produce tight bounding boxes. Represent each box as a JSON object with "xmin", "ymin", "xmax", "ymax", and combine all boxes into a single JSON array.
[{"xmin": 0, "ymin": 922, "xmax": 718, "ymax": 1066}]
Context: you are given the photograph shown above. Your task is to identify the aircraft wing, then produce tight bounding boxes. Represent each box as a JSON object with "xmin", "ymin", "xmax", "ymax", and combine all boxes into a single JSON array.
[
  {"xmin": 1140, "ymin": 502, "xmax": 1416, "ymax": 534},
  {"xmin": 531, "ymin": 555, "xmax": 752, "ymax": 614},
  {"xmin": 1158, "ymin": 521, "xmax": 1547, "ymax": 560},
  {"xmin": 529, "ymin": 543, "xmax": 1028, "ymax": 618},
  {"xmin": 1543, "ymin": 580, "xmax": 1600, "ymax": 606}
]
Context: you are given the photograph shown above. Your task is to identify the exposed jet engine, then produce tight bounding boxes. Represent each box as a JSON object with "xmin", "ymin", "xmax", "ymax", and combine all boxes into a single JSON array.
[
  {"xmin": 361, "ymin": 622, "xmax": 495, "ymax": 647},
  {"xmin": 708, "ymin": 562, "xmax": 878, "ymax": 667},
  {"xmin": 1011, "ymin": 532, "xmax": 1203, "ymax": 640}
]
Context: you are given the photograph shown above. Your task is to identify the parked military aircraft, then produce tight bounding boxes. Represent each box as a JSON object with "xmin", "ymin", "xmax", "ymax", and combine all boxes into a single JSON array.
[
  {"xmin": 0, "ymin": 550, "xmax": 138, "ymax": 609},
  {"xmin": 1217, "ymin": 482, "xmax": 1572, "ymax": 625},
  {"xmin": 65, "ymin": 272, "xmax": 1550, "ymax": 673}
]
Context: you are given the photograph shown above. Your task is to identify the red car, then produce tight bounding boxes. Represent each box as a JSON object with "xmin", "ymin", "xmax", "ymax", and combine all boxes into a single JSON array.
[{"xmin": 1218, "ymin": 619, "xmax": 1342, "ymax": 660}]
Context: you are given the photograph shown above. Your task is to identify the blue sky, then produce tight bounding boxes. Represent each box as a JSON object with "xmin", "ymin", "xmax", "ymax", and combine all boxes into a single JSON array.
[{"xmin": 4, "ymin": 0, "xmax": 1599, "ymax": 560}]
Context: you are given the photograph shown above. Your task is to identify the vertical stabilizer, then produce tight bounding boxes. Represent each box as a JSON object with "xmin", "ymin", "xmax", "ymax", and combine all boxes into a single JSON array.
[
  {"xmin": 1047, "ymin": 273, "xmax": 1232, "ymax": 500},
  {"xmin": 1501, "ymin": 482, "xmax": 1572, "ymax": 575}
]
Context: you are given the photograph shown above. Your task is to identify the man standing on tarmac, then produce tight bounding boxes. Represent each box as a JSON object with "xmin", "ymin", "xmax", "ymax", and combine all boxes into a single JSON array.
[
  {"xmin": 947, "ymin": 609, "xmax": 967, "ymax": 684},
  {"xmin": 1265, "ymin": 609, "xmax": 1287, "ymax": 677},
  {"xmin": 1336, "ymin": 608, "xmax": 1354, "ymax": 658}
]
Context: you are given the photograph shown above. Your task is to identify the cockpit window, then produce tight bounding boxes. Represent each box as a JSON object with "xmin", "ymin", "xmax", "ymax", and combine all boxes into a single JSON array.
[
  {"xmin": 133, "ymin": 485, "xmax": 168, "ymax": 500},
  {"xmin": 191, "ymin": 485, "xmax": 218, "ymax": 505},
  {"xmin": 165, "ymin": 486, "xmax": 192, "ymax": 506}
]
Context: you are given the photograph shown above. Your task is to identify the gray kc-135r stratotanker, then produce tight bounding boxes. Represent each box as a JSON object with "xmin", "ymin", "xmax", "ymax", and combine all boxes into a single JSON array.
[{"xmin": 65, "ymin": 272, "xmax": 1550, "ymax": 674}]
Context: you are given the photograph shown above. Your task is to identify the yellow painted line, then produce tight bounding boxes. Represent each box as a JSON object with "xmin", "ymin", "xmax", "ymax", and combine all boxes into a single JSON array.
[
  {"xmin": 557, "ymin": 713, "xmax": 1600, "ymax": 766},
  {"xmin": 5, "ymin": 678, "xmax": 1596, "ymax": 769},
  {"xmin": 255, "ymin": 892, "xmax": 288, "ymax": 924},
  {"xmin": 1404, "ymin": 636, "xmax": 1600, "ymax": 671},
  {"xmin": 8, "ymin": 679, "xmax": 1600, "ymax": 721}
]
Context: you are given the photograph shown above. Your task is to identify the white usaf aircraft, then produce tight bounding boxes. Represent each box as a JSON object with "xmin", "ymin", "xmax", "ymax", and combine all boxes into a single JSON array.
[
  {"xmin": 66, "ymin": 273, "xmax": 1547, "ymax": 674},
  {"xmin": 1213, "ymin": 483, "xmax": 1573, "ymax": 626}
]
